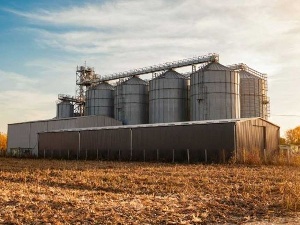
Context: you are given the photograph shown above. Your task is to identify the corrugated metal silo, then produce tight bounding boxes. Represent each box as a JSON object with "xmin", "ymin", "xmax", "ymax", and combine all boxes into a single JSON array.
[
  {"xmin": 149, "ymin": 69, "xmax": 188, "ymax": 123},
  {"xmin": 190, "ymin": 62, "xmax": 240, "ymax": 120},
  {"xmin": 114, "ymin": 76, "xmax": 149, "ymax": 125},
  {"xmin": 240, "ymin": 71, "xmax": 263, "ymax": 118},
  {"xmin": 240, "ymin": 71, "xmax": 270, "ymax": 119},
  {"xmin": 261, "ymin": 78, "xmax": 269, "ymax": 120},
  {"xmin": 85, "ymin": 82, "xmax": 114, "ymax": 117},
  {"xmin": 56, "ymin": 101, "xmax": 74, "ymax": 118}
]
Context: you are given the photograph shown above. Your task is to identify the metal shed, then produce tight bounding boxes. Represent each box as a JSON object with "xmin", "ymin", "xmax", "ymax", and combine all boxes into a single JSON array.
[
  {"xmin": 7, "ymin": 115, "xmax": 122, "ymax": 156},
  {"xmin": 38, "ymin": 118, "xmax": 279, "ymax": 163}
]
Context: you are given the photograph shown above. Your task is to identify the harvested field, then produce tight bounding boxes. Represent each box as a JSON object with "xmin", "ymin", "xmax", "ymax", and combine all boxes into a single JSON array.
[{"xmin": 0, "ymin": 158, "xmax": 299, "ymax": 224}]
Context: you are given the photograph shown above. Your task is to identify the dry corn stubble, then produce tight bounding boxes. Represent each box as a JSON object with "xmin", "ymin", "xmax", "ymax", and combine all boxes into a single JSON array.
[{"xmin": 0, "ymin": 158, "xmax": 299, "ymax": 224}]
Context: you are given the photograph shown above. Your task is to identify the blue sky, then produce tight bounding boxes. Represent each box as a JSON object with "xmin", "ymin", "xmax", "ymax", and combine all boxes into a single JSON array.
[{"xmin": 0, "ymin": 0, "xmax": 299, "ymax": 136}]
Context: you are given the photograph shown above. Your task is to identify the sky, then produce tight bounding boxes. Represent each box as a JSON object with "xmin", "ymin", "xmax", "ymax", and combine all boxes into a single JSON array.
[{"xmin": 0, "ymin": 0, "xmax": 299, "ymax": 136}]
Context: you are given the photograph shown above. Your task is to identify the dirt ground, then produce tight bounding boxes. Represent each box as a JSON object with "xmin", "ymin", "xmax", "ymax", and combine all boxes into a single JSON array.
[
  {"xmin": 243, "ymin": 213, "xmax": 300, "ymax": 225},
  {"xmin": 0, "ymin": 158, "xmax": 299, "ymax": 224}
]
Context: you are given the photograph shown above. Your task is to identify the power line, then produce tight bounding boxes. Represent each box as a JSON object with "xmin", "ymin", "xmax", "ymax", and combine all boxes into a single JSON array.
[{"xmin": 271, "ymin": 115, "xmax": 300, "ymax": 117}]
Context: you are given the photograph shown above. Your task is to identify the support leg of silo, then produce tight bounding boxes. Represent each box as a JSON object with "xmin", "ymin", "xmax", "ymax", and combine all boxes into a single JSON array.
[
  {"xmin": 68, "ymin": 149, "xmax": 70, "ymax": 160},
  {"xmin": 97, "ymin": 149, "xmax": 99, "ymax": 161},
  {"xmin": 157, "ymin": 149, "xmax": 159, "ymax": 161},
  {"xmin": 205, "ymin": 149, "xmax": 207, "ymax": 163},
  {"xmin": 235, "ymin": 148, "xmax": 237, "ymax": 163},
  {"xmin": 222, "ymin": 149, "xmax": 226, "ymax": 163},
  {"xmin": 187, "ymin": 149, "xmax": 190, "ymax": 164},
  {"xmin": 172, "ymin": 149, "xmax": 175, "ymax": 163},
  {"xmin": 143, "ymin": 149, "xmax": 146, "ymax": 162},
  {"xmin": 130, "ymin": 128, "xmax": 133, "ymax": 161},
  {"xmin": 119, "ymin": 149, "xmax": 121, "ymax": 161},
  {"xmin": 85, "ymin": 149, "xmax": 88, "ymax": 161}
]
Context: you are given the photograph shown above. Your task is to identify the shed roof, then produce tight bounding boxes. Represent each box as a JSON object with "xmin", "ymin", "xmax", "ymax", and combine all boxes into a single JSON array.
[
  {"xmin": 8, "ymin": 115, "xmax": 120, "ymax": 126},
  {"xmin": 39, "ymin": 117, "xmax": 279, "ymax": 133}
]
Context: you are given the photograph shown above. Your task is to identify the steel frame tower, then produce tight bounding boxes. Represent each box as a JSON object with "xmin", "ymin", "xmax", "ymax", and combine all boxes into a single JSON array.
[
  {"xmin": 75, "ymin": 65, "xmax": 96, "ymax": 116},
  {"xmin": 57, "ymin": 53, "xmax": 219, "ymax": 117}
]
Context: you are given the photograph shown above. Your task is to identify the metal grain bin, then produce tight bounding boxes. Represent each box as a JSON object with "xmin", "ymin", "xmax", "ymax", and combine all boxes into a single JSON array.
[
  {"xmin": 85, "ymin": 82, "xmax": 114, "ymax": 117},
  {"xmin": 114, "ymin": 76, "xmax": 149, "ymax": 125},
  {"xmin": 240, "ymin": 71, "xmax": 264, "ymax": 118},
  {"xmin": 149, "ymin": 69, "xmax": 188, "ymax": 123},
  {"xmin": 190, "ymin": 62, "xmax": 240, "ymax": 120},
  {"xmin": 56, "ymin": 101, "xmax": 74, "ymax": 118}
]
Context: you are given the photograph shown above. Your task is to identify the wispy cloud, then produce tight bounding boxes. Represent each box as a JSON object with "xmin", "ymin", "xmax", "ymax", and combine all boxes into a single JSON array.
[
  {"xmin": 1, "ymin": 0, "xmax": 300, "ymax": 134},
  {"xmin": 0, "ymin": 70, "xmax": 38, "ymax": 91},
  {"xmin": 0, "ymin": 88, "xmax": 57, "ymax": 132},
  {"xmin": 7, "ymin": 0, "xmax": 298, "ymax": 60},
  {"xmin": 0, "ymin": 67, "xmax": 72, "ymax": 132}
]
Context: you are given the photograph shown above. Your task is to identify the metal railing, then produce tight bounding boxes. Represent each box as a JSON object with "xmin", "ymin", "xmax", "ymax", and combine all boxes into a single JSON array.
[
  {"xmin": 97, "ymin": 53, "xmax": 219, "ymax": 82},
  {"xmin": 58, "ymin": 94, "xmax": 83, "ymax": 104},
  {"xmin": 227, "ymin": 63, "xmax": 266, "ymax": 79}
]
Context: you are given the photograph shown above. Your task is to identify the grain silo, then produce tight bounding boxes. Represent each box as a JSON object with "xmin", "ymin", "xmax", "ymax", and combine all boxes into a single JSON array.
[
  {"xmin": 149, "ymin": 69, "xmax": 188, "ymax": 123},
  {"xmin": 85, "ymin": 82, "xmax": 114, "ymax": 117},
  {"xmin": 240, "ymin": 71, "xmax": 263, "ymax": 118},
  {"xmin": 240, "ymin": 71, "xmax": 270, "ymax": 120},
  {"xmin": 56, "ymin": 101, "xmax": 74, "ymax": 118},
  {"xmin": 114, "ymin": 76, "xmax": 149, "ymax": 125},
  {"xmin": 228, "ymin": 63, "xmax": 270, "ymax": 120},
  {"xmin": 190, "ymin": 62, "xmax": 240, "ymax": 120}
]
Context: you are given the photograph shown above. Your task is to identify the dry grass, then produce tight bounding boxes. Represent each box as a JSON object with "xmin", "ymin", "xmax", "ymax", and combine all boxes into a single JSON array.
[
  {"xmin": 0, "ymin": 158, "xmax": 299, "ymax": 224},
  {"xmin": 234, "ymin": 148, "xmax": 300, "ymax": 167}
]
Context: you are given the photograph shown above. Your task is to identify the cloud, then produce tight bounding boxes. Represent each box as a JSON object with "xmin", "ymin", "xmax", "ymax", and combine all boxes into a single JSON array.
[
  {"xmin": 0, "ymin": 65, "xmax": 76, "ymax": 132},
  {"xmin": 0, "ymin": 70, "xmax": 38, "ymax": 91},
  {"xmin": 0, "ymin": 89, "xmax": 57, "ymax": 132},
  {"xmin": 2, "ymin": 0, "xmax": 300, "ymax": 134},
  {"xmin": 7, "ymin": 0, "xmax": 298, "ymax": 63}
]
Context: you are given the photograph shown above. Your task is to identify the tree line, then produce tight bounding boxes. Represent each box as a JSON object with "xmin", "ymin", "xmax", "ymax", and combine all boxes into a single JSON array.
[
  {"xmin": 0, "ymin": 133, "xmax": 7, "ymax": 151},
  {"xmin": 281, "ymin": 126, "xmax": 300, "ymax": 145}
]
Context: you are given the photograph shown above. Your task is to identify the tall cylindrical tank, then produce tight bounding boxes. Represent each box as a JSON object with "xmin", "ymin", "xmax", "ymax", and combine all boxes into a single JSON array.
[
  {"xmin": 240, "ymin": 71, "xmax": 264, "ymax": 118},
  {"xmin": 190, "ymin": 62, "xmax": 240, "ymax": 120},
  {"xmin": 114, "ymin": 76, "xmax": 149, "ymax": 125},
  {"xmin": 56, "ymin": 101, "xmax": 74, "ymax": 118},
  {"xmin": 149, "ymin": 69, "xmax": 188, "ymax": 123},
  {"xmin": 85, "ymin": 82, "xmax": 114, "ymax": 117}
]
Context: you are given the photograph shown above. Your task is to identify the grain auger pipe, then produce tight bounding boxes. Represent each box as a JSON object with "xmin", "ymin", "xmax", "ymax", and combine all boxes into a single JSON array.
[{"xmin": 95, "ymin": 53, "xmax": 219, "ymax": 82}]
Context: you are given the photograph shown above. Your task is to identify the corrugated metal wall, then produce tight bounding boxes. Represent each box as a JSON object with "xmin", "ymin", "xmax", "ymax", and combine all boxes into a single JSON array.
[
  {"xmin": 235, "ymin": 119, "xmax": 280, "ymax": 161},
  {"xmin": 8, "ymin": 115, "xmax": 122, "ymax": 156},
  {"xmin": 29, "ymin": 121, "xmax": 48, "ymax": 149},
  {"xmin": 37, "ymin": 118, "xmax": 279, "ymax": 163},
  {"xmin": 80, "ymin": 129, "xmax": 131, "ymax": 160},
  {"xmin": 38, "ymin": 122, "xmax": 238, "ymax": 163},
  {"xmin": 38, "ymin": 132, "xmax": 79, "ymax": 159},
  {"xmin": 7, "ymin": 123, "xmax": 31, "ymax": 149},
  {"xmin": 132, "ymin": 123, "xmax": 235, "ymax": 162}
]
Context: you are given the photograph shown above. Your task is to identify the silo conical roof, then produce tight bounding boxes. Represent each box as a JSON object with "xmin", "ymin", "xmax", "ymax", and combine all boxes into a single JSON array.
[
  {"xmin": 154, "ymin": 69, "xmax": 186, "ymax": 80},
  {"xmin": 240, "ymin": 70, "xmax": 260, "ymax": 79},
  {"xmin": 123, "ymin": 76, "xmax": 148, "ymax": 85},
  {"xmin": 94, "ymin": 82, "xmax": 114, "ymax": 90},
  {"xmin": 203, "ymin": 62, "xmax": 231, "ymax": 71}
]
